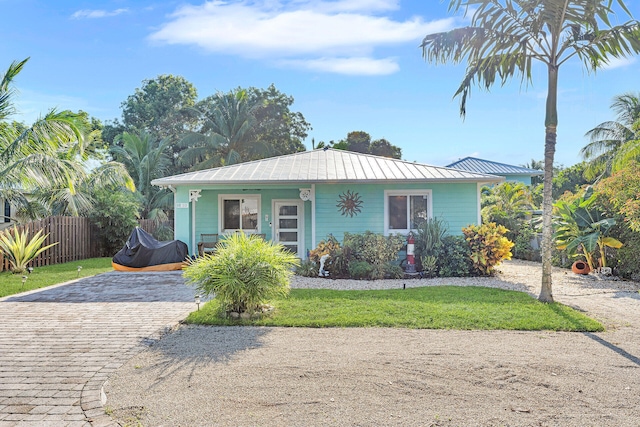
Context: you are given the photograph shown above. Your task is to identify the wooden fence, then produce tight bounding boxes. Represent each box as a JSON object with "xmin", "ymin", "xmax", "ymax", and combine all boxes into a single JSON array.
[
  {"xmin": 0, "ymin": 216, "xmax": 173, "ymax": 272},
  {"xmin": 0, "ymin": 216, "xmax": 93, "ymax": 272}
]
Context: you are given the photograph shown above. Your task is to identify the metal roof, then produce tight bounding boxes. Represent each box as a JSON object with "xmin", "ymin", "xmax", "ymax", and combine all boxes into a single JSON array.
[
  {"xmin": 152, "ymin": 149, "xmax": 503, "ymax": 186},
  {"xmin": 446, "ymin": 157, "xmax": 544, "ymax": 176}
]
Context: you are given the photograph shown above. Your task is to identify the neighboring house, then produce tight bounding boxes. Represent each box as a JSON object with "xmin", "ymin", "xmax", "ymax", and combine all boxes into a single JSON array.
[
  {"xmin": 0, "ymin": 199, "xmax": 14, "ymax": 231},
  {"xmin": 151, "ymin": 149, "xmax": 502, "ymax": 257},
  {"xmin": 446, "ymin": 157, "xmax": 543, "ymax": 185}
]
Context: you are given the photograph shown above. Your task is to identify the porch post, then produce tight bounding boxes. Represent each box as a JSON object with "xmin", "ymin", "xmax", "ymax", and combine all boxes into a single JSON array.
[
  {"xmin": 189, "ymin": 190, "xmax": 202, "ymax": 255},
  {"xmin": 311, "ymin": 184, "xmax": 316, "ymax": 249}
]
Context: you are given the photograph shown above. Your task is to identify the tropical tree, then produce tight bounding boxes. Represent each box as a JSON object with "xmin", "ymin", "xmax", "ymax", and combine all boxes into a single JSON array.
[
  {"xmin": 110, "ymin": 131, "xmax": 172, "ymax": 220},
  {"xmin": 421, "ymin": 0, "xmax": 640, "ymax": 302},
  {"xmin": 481, "ymin": 182, "xmax": 535, "ymax": 239},
  {"xmin": 370, "ymin": 138, "xmax": 402, "ymax": 159},
  {"xmin": 246, "ymin": 84, "xmax": 311, "ymax": 156},
  {"xmin": 521, "ymin": 159, "xmax": 545, "ymax": 185},
  {"xmin": 553, "ymin": 186, "xmax": 623, "ymax": 270},
  {"xmin": 103, "ymin": 75, "xmax": 199, "ymax": 175},
  {"xmin": 180, "ymin": 89, "xmax": 265, "ymax": 170},
  {"xmin": 331, "ymin": 131, "xmax": 403, "ymax": 158},
  {"xmin": 1, "ymin": 59, "xmax": 97, "ymax": 214},
  {"xmin": 581, "ymin": 92, "xmax": 640, "ymax": 179}
]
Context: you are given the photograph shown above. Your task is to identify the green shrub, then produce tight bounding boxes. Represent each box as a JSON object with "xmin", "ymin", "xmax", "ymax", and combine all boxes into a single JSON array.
[
  {"xmin": 612, "ymin": 223, "xmax": 640, "ymax": 281},
  {"xmin": 384, "ymin": 263, "xmax": 404, "ymax": 279},
  {"xmin": 295, "ymin": 258, "xmax": 318, "ymax": 277},
  {"xmin": 414, "ymin": 218, "xmax": 447, "ymax": 273},
  {"xmin": 89, "ymin": 189, "xmax": 140, "ymax": 256},
  {"xmin": 348, "ymin": 260, "xmax": 374, "ymax": 280},
  {"xmin": 343, "ymin": 231, "xmax": 403, "ymax": 279},
  {"xmin": 438, "ymin": 235, "xmax": 473, "ymax": 277},
  {"xmin": 512, "ymin": 222, "xmax": 540, "ymax": 261},
  {"xmin": 183, "ymin": 233, "xmax": 299, "ymax": 314},
  {"xmin": 463, "ymin": 223, "xmax": 514, "ymax": 276},
  {"xmin": 0, "ymin": 228, "xmax": 58, "ymax": 274}
]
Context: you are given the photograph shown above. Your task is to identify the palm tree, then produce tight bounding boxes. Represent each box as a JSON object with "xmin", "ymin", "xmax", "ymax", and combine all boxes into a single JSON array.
[
  {"xmin": 110, "ymin": 131, "xmax": 172, "ymax": 220},
  {"xmin": 0, "ymin": 59, "xmax": 94, "ymax": 214},
  {"xmin": 422, "ymin": 1, "xmax": 640, "ymax": 303},
  {"xmin": 581, "ymin": 92, "xmax": 640, "ymax": 179},
  {"xmin": 179, "ymin": 89, "xmax": 266, "ymax": 170}
]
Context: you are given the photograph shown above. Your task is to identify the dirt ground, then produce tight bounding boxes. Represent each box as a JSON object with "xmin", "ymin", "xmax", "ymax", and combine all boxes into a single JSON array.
[{"xmin": 105, "ymin": 261, "xmax": 640, "ymax": 427}]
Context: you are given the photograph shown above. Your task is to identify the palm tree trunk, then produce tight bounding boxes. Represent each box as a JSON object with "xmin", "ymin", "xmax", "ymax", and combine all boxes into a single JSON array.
[{"xmin": 539, "ymin": 64, "xmax": 558, "ymax": 303}]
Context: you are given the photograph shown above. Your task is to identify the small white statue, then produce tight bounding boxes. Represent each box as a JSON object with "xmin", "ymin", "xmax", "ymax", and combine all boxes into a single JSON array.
[{"xmin": 319, "ymin": 254, "xmax": 330, "ymax": 277}]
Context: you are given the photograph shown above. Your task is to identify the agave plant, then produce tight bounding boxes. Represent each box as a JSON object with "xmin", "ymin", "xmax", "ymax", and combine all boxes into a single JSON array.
[
  {"xmin": 0, "ymin": 227, "xmax": 58, "ymax": 273},
  {"xmin": 553, "ymin": 187, "xmax": 623, "ymax": 271}
]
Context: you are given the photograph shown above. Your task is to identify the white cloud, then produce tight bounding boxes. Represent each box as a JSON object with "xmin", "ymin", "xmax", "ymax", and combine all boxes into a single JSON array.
[
  {"xmin": 148, "ymin": 0, "xmax": 455, "ymax": 75},
  {"xmin": 280, "ymin": 56, "xmax": 399, "ymax": 75},
  {"xmin": 601, "ymin": 56, "xmax": 636, "ymax": 70},
  {"xmin": 71, "ymin": 8, "xmax": 129, "ymax": 19}
]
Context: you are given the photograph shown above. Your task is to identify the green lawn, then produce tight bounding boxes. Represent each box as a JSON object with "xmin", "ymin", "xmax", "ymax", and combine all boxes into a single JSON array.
[
  {"xmin": 187, "ymin": 286, "xmax": 604, "ymax": 331},
  {"xmin": 0, "ymin": 257, "xmax": 114, "ymax": 298}
]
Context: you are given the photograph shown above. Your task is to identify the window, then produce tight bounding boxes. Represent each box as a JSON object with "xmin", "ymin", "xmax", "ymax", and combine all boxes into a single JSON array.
[
  {"xmin": 219, "ymin": 195, "xmax": 260, "ymax": 233},
  {"xmin": 384, "ymin": 190, "xmax": 431, "ymax": 234}
]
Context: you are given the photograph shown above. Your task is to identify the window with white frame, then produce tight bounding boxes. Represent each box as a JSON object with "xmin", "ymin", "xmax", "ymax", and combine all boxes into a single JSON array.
[
  {"xmin": 384, "ymin": 190, "xmax": 431, "ymax": 234},
  {"xmin": 219, "ymin": 195, "xmax": 260, "ymax": 233}
]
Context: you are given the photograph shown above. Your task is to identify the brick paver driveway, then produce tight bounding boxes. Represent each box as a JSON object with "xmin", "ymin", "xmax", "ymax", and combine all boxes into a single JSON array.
[{"xmin": 0, "ymin": 272, "xmax": 197, "ymax": 427}]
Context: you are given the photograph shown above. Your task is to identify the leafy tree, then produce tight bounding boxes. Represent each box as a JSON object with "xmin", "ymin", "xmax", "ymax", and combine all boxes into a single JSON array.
[
  {"xmin": 104, "ymin": 75, "xmax": 199, "ymax": 175},
  {"xmin": 594, "ymin": 160, "xmax": 640, "ymax": 232},
  {"xmin": 581, "ymin": 92, "xmax": 640, "ymax": 179},
  {"xmin": 421, "ymin": 0, "xmax": 640, "ymax": 302},
  {"xmin": 331, "ymin": 131, "xmax": 402, "ymax": 158},
  {"xmin": 246, "ymin": 84, "xmax": 310, "ymax": 156},
  {"xmin": 552, "ymin": 162, "xmax": 593, "ymax": 199},
  {"xmin": 345, "ymin": 131, "xmax": 371, "ymax": 153},
  {"xmin": 110, "ymin": 131, "xmax": 172, "ymax": 220},
  {"xmin": 117, "ymin": 74, "xmax": 197, "ymax": 141},
  {"xmin": 370, "ymin": 138, "xmax": 402, "ymax": 159}
]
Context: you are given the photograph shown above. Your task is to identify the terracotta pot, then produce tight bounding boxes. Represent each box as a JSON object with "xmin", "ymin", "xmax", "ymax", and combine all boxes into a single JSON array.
[{"xmin": 571, "ymin": 261, "xmax": 590, "ymax": 275}]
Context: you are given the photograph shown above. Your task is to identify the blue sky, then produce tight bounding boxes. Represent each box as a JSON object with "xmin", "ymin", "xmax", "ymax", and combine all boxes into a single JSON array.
[{"xmin": 2, "ymin": 0, "xmax": 639, "ymax": 168}]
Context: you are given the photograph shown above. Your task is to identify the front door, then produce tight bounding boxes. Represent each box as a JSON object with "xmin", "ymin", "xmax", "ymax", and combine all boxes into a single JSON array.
[{"xmin": 274, "ymin": 200, "xmax": 304, "ymax": 258}]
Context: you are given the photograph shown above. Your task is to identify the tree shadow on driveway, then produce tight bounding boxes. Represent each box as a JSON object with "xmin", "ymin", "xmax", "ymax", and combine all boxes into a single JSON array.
[{"xmin": 120, "ymin": 326, "xmax": 269, "ymax": 390}]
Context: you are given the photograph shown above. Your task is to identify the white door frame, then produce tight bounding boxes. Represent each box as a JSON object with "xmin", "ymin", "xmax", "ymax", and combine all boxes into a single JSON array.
[{"xmin": 272, "ymin": 199, "xmax": 305, "ymax": 258}]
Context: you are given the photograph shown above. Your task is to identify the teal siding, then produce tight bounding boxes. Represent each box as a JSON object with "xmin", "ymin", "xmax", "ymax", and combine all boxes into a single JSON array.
[
  {"xmin": 430, "ymin": 183, "xmax": 478, "ymax": 234},
  {"xmin": 314, "ymin": 182, "xmax": 479, "ymax": 243},
  {"xmin": 173, "ymin": 182, "xmax": 480, "ymax": 256},
  {"xmin": 315, "ymin": 184, "xmax": 383, "ymax": 243}
]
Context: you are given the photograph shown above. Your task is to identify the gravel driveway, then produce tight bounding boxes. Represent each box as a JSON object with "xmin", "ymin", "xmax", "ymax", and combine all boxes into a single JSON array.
[{"xmin": 105, "ymin": 260, "xmax": 640, "ymax": 427}]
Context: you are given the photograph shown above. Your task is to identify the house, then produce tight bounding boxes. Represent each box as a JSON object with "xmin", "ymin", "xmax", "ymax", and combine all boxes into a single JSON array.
[
  {"xmin": 0, "ymin": 199, "xmax": 15, "ymax": 231},
  {"xmin": 151, "ymin": 149, "xmax": 502, "ymax": 257},
  {"xmin": 446, "ymin": 157, "xmax": 543, "ymax": 185}
]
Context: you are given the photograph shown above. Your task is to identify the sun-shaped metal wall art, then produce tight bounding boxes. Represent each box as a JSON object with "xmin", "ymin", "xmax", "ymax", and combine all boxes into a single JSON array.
[{"xmin": 336, "ymin": 190, "xmax": 363, "ymax": 217}]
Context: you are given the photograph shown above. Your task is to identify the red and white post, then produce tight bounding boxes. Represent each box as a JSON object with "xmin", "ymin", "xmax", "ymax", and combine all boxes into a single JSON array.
[{"xmin": 405, "ymin": 232, "xmax": 416, "ymax": 274}]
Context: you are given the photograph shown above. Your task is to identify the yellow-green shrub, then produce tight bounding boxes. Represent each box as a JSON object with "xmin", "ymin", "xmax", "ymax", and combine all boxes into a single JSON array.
[{"xmin": 462, "ymin": 223, "xmax": 514, "ymax": 276}]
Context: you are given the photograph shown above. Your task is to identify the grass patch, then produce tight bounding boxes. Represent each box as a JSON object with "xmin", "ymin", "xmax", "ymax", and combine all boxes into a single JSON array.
[
  {"xmin": 0, "ymin": 257, "xmax": 113, "ymax": 298},
  {"xmin": 187, "ymin": 286, "xmax": 604, "ymax": 331}
]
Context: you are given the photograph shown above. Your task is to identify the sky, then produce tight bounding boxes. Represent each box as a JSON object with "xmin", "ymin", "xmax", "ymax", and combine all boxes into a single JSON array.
[{"xmin": 2, "ymin": 0, "xmax": 640, "ymax": 168}]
